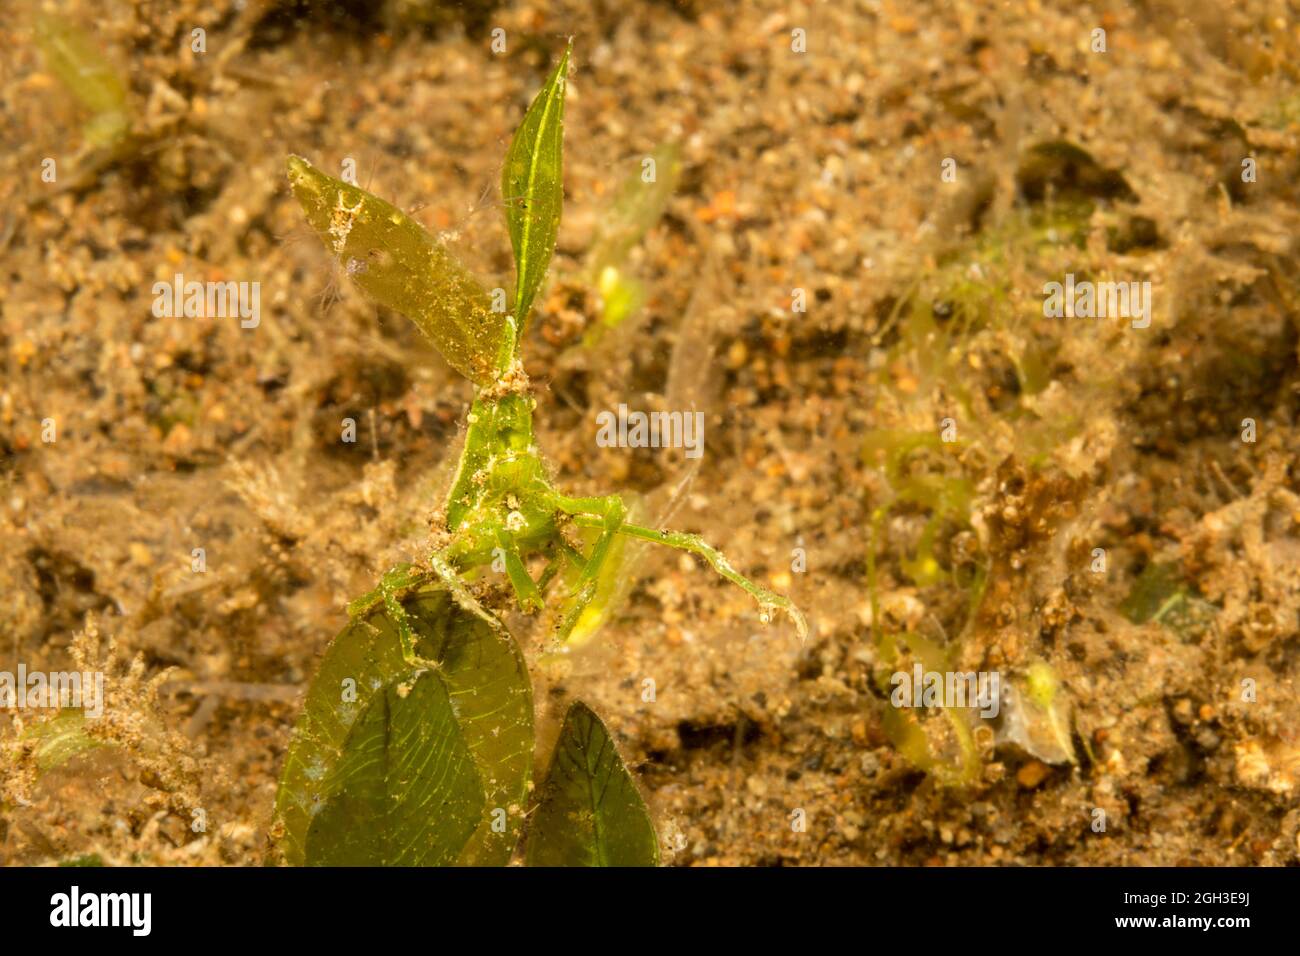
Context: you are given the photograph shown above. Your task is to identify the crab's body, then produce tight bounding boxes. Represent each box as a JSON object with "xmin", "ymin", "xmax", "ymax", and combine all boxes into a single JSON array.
[
  {"xmin": 349, "ymin": 383, "xmax": 805, "ymax": 665},
  {"xmin": 292, "ymin": 41, "xmax": 803, "ymax": 668}
]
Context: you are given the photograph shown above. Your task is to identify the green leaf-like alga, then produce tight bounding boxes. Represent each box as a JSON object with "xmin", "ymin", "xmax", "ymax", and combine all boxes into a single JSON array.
[
  {"xmin": 35, "ymin": 16, "xmax": 129, "ymax": 150},
  {"xmin": 526, "ymin": 700, "xmax": 659, "ymax": 867},
  {"xmin": 305, "ymin": 670, "xmax": 485, "ymax": 866},
  {"xmin": 275, "ymin": 588, "xmax": 533, "ymax": 866},
  {"xmin": 287, "ymin": 155, "xmax": 506, "ymax": 385},
  {"xmin": 502, "ymin": 41, "xmax": 571, "ymax": 340},
  {"xmin": 22, "ymin": 709, "xmax": 101, "ymax": 772},
  {"xmin": 587, "ymin": 143, "xmax": 681, "ymax": 281}
]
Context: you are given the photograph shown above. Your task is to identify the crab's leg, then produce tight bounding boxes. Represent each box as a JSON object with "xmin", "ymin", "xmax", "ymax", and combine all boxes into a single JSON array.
[
  {"xmin": 346, "ymin": 562, "xmax": 425, "ymax": 620},
  {"xmin": 569, "ymin": 516, "xmax": 808, "ymax": 642},
  {"xmin": 534, "ymin": 538, "xmax": 585, "ymax": 597},
  {"xmin": 495, "ymin": 530, "xmax": 544, "ymax": 613},
  {"xmin": 550, "ymin": 493, "xmax": 626, "ymax": 640},
  {"xmin": 553, "ymin": 537, "xmax": 587, "ymax": 569},
  {"xmin": 429, "ymin": 549, "xmax": 502, "ymax": 630},
  {"xmin": 347, "ymin": 564, "xmax": 431, "ymax": 665},
  {"xmin": 535, "ymin": 553, "xmax": 562, "ymax": 595},
  {"xmin": 381, "ymin": 577, "xmax": 422, "ymax": 665}
]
